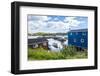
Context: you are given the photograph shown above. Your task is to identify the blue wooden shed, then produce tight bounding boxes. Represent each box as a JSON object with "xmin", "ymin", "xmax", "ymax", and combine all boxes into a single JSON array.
[{"xmin": 68, "ymin": 29, "xmax": 88, "ymax": 49}]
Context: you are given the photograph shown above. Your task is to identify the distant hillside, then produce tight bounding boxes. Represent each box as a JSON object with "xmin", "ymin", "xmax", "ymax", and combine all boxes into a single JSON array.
[{"xmin": 28, "ymin": 32, "xmax": 68, "ymax": 36}]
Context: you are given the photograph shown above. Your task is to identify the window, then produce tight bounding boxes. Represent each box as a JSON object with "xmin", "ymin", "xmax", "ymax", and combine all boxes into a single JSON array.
[
  {"xmin": 73, "ymin": 39, "xmax": 76, "ymax": 42},
  {"xmin": 70, "ymin": 32, "xmax": 72, "ymax": 35},
  {"xmin": 76, "ymin": 32, "xmax": 78, "ymax": 35},
  {"xmin": 80, "ymin": 39, "xmax": 84, "ymax": 43},
  {"xmin": 82, "ymin": 32, "xmax": 86, "ymax": 36}
]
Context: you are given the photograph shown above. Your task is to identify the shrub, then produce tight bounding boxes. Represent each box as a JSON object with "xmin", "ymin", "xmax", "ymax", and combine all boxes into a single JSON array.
[
  {"xmin": 61, "ymin": 46, "xmax": 77, "ymax": 57},
  {"xmin": 28, "ymin": 48, "xmax": 65, "ymax": 60},
  {"xmin": 28, "ymin": 46, "xmax": 87, "ymax": 60}
]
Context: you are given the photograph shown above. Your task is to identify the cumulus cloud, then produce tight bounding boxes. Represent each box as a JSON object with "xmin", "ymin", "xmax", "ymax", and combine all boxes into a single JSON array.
[
  {"xmin": 53, "ymin": 17, "xmax": 59, "ymax": 21},
  {"xmin": 46, "ymin": 21, "xmax": 68, "ymax": 32},
  {"xmin": 28, "ymin": 15, "xmax": 48, "ymax": 21},
  {"xmin": 28, "ymin": 21, "xmax": 39, "ymax": 33},
  {"xmin": 28, "ymin": 15, "xmax": 87, "ymax": 33},
  {"xmin": 64, "ymin": 17, "xmax": 80, "ymax": 27},
  {"xmin": 28, "ymin": 16, "xmax": 48, "ymax": 33},
  {"xmin": 47, "ymin": 21, "xmax": 68, "ymax": 30}
]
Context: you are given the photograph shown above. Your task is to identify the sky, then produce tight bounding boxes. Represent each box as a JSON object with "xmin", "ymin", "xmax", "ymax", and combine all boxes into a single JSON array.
[{"xmin": 27, "ymin": 15, "xmax": 88, "ymax": 33}]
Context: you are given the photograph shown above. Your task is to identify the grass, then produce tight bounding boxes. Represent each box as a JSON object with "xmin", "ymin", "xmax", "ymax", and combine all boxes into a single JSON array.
[{"xmin": 28, "ymin": 46, "xmax": 88, "ymax": 60}]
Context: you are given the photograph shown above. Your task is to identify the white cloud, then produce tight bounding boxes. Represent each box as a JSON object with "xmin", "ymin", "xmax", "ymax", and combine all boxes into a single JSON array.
[
  {"xmin": 28, "ymin": 16, "xmax": 49, "ymax": 33},
  {"xmin": 28, "ymin": 16, "xmax": 85, "ymax": 33},
  {"xmin": 28, "ymin": 15, "xmax": 49, "ymax": 21},
  {"xmin": 46, "ymin": 21, "xmax": 69, "ymax": 32},
  {"xmin": 53, "ymin": 17, "xmax": 59, "ymax": 21},
  {"xmin": 64, "ymin": 17, "xmax": 80, "ymax": 27},
  {"xmin": 38, "ymin": 16, "xmax": 48, "ymax": 21},
  {"xmin": 28, "ymin": 21, "xmax": 39, "ymax": 33}
]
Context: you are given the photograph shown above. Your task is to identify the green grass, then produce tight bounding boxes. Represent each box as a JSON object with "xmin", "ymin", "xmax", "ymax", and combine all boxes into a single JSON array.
[{"xmin": 28, "ymin": 46, "xmax": 88, "ymax": 60}]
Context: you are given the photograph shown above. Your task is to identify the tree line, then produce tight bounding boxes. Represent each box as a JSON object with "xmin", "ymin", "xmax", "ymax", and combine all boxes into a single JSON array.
[{"xmin": 28, "ymin": 32, "xmax": 68, "ymax": 36}]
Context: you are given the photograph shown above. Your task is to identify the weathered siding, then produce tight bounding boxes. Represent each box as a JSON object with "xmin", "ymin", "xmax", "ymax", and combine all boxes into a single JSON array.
[{"xmin": 68, "ymin": 30, "xmax": 88, "ymax": 49}]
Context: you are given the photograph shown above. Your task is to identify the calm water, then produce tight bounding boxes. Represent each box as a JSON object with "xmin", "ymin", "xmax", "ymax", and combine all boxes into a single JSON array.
[{"xmin": 28, "ymin": 35, "xmax": 68, "ymax": 39}]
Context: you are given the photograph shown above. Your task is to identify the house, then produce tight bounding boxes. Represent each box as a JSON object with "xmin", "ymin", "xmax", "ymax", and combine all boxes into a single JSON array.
[
  {"xmin": 28, "ymin": 38, "xmax": 48, "ymax": 49},
  {"xmin": 68, "ymin": 29, "xmax": 88, "ymax": 49}
]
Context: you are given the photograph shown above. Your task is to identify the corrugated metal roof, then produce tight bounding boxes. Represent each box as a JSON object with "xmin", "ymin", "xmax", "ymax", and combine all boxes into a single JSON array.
[{"xmin": 69, "ymin": 29, "xmax": 88, "ymax": 32}]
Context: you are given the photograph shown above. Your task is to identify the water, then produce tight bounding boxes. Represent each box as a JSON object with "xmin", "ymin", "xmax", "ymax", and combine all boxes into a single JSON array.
[{"xmin": 28, "ymin": 35, "xmax": 68, "ymax": 39}]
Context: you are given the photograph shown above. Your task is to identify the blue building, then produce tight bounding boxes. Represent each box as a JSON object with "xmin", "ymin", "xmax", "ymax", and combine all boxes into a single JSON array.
[{"xmin": 68, "ymin": 29, "xmax": 88, "ymax": 49}]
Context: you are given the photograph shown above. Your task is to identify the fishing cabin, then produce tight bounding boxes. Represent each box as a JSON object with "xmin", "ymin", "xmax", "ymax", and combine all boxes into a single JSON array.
[
  {"xmin": 68, "ymin": 29, "xmax": 88, "ymax": 49},
  {"xmin": 28, "ymin": 38, "xmax": 48, "ymax": 49}
]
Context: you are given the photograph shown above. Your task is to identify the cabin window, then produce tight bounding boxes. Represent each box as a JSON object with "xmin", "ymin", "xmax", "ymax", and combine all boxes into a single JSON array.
[
  {"xmin": 70, "ymin": 33, "xmax": 72, "ymax": 35},
  {"xmin": 73, "ymin": 39, "xmax": 76, "ymax": 42},
  {"xmin": 80, "ymin": 39, "xmax": 84, "ymax": 43},
  {"xmin": 76, "ymin": 32, "xmax": 78, "ymax": 35},
  {"xmin": 82, "ymin": 32, "xmax": 86, "ymax": 36}
]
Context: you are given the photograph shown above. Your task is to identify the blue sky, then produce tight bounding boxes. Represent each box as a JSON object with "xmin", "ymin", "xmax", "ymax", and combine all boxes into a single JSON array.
[{"xmin": 28, "ymin": 15, "xmax": 88, "ymax": 33}]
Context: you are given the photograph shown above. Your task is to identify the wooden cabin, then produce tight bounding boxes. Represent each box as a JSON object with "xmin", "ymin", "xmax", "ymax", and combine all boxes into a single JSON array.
[
  {"xmin": 68, "ymin": 29, "xmax": 88, "ymax": 49},
  {"xmin": 28, "ymin": 38, "xmax": 48, "ymax": 49}
]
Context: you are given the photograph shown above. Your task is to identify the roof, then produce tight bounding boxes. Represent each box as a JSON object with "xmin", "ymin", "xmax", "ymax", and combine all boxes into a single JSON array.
[
  {"xmin": 28, "ymin": 38, "xmax": 48, "ymax": 44},
  {"xmin": 54, "ymin": 37, "xmax": 66, "ymax": 42},
  {"xmin": 69, "ymin": 29, "xmax": 88, "ymax": 32}
]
